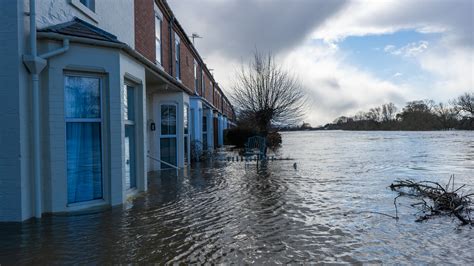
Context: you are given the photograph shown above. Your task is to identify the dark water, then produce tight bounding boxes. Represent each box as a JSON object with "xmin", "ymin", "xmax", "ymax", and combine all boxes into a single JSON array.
[{"xmin": 1, "ymin": 131, "xmax": 473, "ymax": 264}]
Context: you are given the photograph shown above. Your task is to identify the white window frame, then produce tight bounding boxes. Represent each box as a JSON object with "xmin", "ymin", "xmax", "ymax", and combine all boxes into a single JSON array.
[
  {"xmin": 64, "ymin": 73, "xmax": 105, "ymax": 206},
  {"xmin": 184, "ymin": 104, "xmax": 190, "ymax": 165},
  {"xmin": 193, "ymin": 59, "xmax": 198, "ymax": 94},
  {"xmin": 154, "ymin": 9, "xmax": 163, "ymax": 66},
  {"xmin": 123, "ymin": 83, "xmax": 137, "ymax": 190},
  {"xmin": 71, "ymin": 0, "xmax": 98, "ymax": 22},
  {"xmin": 174, "ymin": 32, "xmax": 181, "ymax": 81},
  {"xmin": 159, "ymin": 103, "xmax": 179, "ymax": 168}
]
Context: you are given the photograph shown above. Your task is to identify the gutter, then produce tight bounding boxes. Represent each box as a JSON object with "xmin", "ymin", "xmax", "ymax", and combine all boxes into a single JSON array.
[
  {"xmin": 37, "ymin": 32, "xmax": 219, "ymax": 110},
  {"xmin": 37, "ymin": 33, "xmax": 238, "ymax": 123}
]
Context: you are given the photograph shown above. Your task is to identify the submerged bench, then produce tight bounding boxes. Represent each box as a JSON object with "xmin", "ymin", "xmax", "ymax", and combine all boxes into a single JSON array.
[{"xmin": 244, "ymin": 136, "xmax": 267, "ymax": 160}]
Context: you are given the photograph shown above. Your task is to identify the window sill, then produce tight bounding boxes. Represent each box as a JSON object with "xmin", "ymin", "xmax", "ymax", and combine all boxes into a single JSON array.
[
  {"xmin": 70, "ymin": 0, "xmax": 99, "ymax": 23},
  {"xmin": 66, "ymin": 198, "xmax": 107, "ymax": 211}
]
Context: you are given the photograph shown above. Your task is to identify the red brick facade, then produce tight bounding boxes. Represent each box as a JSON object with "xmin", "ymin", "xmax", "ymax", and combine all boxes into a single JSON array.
[
  {"xmin": 135, "ymin": 0, "xmax": 235, "ymax": 120},
  {"xmin": 134, "ymin": 0, "xmax": 155, "ymax": 62}
]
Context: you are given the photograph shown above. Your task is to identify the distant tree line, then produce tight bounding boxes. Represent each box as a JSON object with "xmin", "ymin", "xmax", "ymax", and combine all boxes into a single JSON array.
[
  {"xmin": 324, "ymin": 92, "xmax": 473, "ymax": 131},
  {"xmin": 281, "ymin": 92, "xmax": 473, "ymax": 131}
]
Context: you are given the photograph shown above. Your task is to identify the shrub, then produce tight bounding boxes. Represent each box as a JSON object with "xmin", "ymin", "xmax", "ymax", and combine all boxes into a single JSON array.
[
  {"xmin": 267, "ymin": 131, "xmax": 282, "ymax": 150},
  {"xmin": 224, "ymin": 127, "xmax": 257, "ymax": 148}
]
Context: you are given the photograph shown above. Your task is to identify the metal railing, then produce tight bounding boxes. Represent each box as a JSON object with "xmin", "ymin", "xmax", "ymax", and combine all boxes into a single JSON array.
[{"xmin": 147, "ymin": 155, "xmax": 179, "ymax": 170}]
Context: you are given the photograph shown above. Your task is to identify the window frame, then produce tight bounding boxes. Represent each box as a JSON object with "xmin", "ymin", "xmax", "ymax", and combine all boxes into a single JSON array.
[
  {"xmin": 123, "ymin": 83, "xmax": 137, "ymax": 190},
  {"xmin": 154, "ymin": 10, "xmax": 163, "ymax": 66},
  {"xmin": 79, "ymin": 0, "xmax": 95, "ymax": 11},
  {"xmin": 174, "ymin": 32, "xmax": 181, "ymax": 80},
  {"xmin": 202, "ymin": 114, "xmax": 208, "ymax": 150},
  {"xmin": 71, "ymin": 0, "xmax": 98, "ymax": 22},
  {"xmin": 159, "ymin": 103, "xmax": 179, "ymax": 168},
  {"xmin": 193, "ymin": 59, "xmax": 198, "ymax": 94},
  {"xmin": 64, "ymin": 73, "xmax": 105, "ymax": 206},
  {"xmin": 183, "ymin": 104, "xmax": 190, "ymax": 165}
]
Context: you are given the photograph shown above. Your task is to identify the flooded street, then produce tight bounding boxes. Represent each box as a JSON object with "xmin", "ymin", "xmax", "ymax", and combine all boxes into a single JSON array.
[{"xmin": 1, "ymin": 131, "xmax": 473, "ymax": 264}]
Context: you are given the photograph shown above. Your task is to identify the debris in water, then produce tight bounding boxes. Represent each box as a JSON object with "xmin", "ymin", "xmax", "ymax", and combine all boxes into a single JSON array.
[{"xmin": 390, "ymin": 175, "xmax": 473, "ymax": 226}]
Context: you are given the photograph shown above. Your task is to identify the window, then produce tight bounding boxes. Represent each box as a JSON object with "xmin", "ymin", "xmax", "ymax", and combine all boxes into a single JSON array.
[
  {"xmin": 174, "ymin": 32, "xmax": 181, "ymax": 80},
  {"xmin": 184, "ymin": 105, "xmax": 189, "ymax": 165},
  {"xmin": 155, "ymin": 13, "xmax": 162, "ymax": 65},
  {"xmin": 160, "ymin": 104, "xmax": 177, "ymax": 168},
  {"xmin": 194, "ymin": 60, "xmax": 198, "ymax": 93},
  {"xmin": 123, "ymin": 84, "xmax": 136, "ymax": 189},
  {"xmin": 202, "ymin": 115, "xmax": 208, "ymax": 150},
  {"xmin": 210, "ymin": 81, "xmax": 213, "ymax": 102},
  {"xmin": 201, "ymin": 69, "xmax": 205, "ymax": 96},
  {"xmin": 80, "ymin": 0, "xmax": 95, "ymax": 11},
  {"xmin": 65, "ymin": 75, "xmax": 102, "ymax": 204}
]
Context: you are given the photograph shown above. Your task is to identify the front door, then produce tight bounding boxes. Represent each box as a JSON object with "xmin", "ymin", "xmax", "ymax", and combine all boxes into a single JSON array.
[
  {"xmin": 160, "ymin": 104, "xmax": 177, "ymax": 169},
  {"xmin": 213, "ymin": 116, "xmax": 218, "ymax": 148}
]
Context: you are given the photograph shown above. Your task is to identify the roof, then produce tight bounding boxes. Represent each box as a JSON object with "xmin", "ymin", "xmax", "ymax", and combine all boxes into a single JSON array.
[{"xmin": 38, "ymin": 17, "xmax": 121, "ymax": 43}]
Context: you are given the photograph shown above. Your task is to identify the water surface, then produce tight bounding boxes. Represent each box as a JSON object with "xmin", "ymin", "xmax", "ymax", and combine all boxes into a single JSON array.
[{"xmin": 1, "ymin": 131, "xmax": 473, "ymax": 264}]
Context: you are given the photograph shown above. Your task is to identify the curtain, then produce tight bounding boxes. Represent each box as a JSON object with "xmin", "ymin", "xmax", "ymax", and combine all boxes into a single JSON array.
[{"xmin": 67, "ymin": 122, "xmax": 102, "ymax": 203}]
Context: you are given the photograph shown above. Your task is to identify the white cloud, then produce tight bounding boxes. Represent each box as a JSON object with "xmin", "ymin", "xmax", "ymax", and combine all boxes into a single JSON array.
[
  {"xmin": 313, "ymin": 0, "xmax": 472, "ymax": 47},
  {"xmin": 393, "ymin": 72, "xmax": 403, "ymax": 78},
  {"xmin": 168, "ymin": 0, "xmax": 473, "ymax": 125},
  {"xmin": 385, "ymin": 41, "xmax": 429, "ymax": 57},
  {"xmin": 384, "ymin": 45, "xmax": 396, "ymax": 52},
  {"xmin": 280, "ymin": 43, "xmax": 409, "ymax": 125}
]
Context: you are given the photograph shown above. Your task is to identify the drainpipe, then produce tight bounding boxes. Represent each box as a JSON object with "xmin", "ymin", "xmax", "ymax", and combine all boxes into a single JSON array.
[{"xmin": 23, "ymin": 0, "xmax": 69, "ymax": 218}]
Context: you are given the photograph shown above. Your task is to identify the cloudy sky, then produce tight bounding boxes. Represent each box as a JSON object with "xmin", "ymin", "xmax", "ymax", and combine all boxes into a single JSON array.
[{"xmin": 168, "ymin": 0, "xmax": 473, "ymax": 126}]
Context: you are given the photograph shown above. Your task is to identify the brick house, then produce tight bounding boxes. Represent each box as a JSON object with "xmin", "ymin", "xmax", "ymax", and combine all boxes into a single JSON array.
[{"xmin": 0, "ymin": 0, "xmax": 235, "ymax": 222}]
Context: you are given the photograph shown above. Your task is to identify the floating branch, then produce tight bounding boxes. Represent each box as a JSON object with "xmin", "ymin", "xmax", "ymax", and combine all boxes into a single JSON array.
[{"xmin": 390, "ymin": 175, "xmax": 473, "ymax": 225}]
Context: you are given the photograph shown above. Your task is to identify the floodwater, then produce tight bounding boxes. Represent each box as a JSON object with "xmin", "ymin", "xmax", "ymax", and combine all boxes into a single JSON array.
[{"xmin": 1, "ymin": 131, "xmax": 473, "ymax": 264}]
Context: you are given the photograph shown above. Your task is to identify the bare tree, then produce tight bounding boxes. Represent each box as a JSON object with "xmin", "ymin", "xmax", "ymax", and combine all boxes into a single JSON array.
[
  {"xmin": 433, "ymin": 102, "xmax": 457, "ymax": 129},
  {"xmin": 231, "ymin": 51, "xmax": 306, "ymax": 135},
  {"xmin": 366, "ymin": 107, "xmax": 382, "ymax": 122},
  {"xmin": 453, "ymin": 92, "xmax": 474, "ymax": 118},
  {"xmin": 382, "ymin": 103, "xmax": 397, "ymax": 122}
]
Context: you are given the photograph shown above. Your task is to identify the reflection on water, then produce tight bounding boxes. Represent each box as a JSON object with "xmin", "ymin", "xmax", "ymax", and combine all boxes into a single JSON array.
[{"xmin": 0, "ymin": 131, "xmax": 473, "ymax": 264}]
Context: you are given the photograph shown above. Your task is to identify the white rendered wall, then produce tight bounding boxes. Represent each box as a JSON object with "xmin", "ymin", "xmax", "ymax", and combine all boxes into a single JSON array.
[
  {"xmin": 34, "ymin": 0, "xmax": 135, "ymax": 48},
  {"xmin": 0, "ymin": 0, "xmax": 33, "ymax": 221}
]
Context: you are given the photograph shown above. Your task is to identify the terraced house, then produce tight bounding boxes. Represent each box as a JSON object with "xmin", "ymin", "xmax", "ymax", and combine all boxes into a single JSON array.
[{"xmin": 0, "ymin": 0, "xmax": 235, "ymax": 222}]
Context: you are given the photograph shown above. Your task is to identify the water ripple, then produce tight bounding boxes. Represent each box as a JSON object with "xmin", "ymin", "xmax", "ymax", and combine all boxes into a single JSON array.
[{"xmin": 1, "ymin": 131, "xmax": 474, "ymax": 264}]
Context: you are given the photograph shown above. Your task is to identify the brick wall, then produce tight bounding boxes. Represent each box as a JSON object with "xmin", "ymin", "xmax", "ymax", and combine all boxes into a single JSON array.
[
  {"xmin": 179, "ymin": 37, "xmax": 195, "ymax": 94},
  {"xmin": 136, "ymin": 0, "xmax": 235, "ymax": 115},
  {"xmin": 134, "ymin": 0, "xmax": 155, "ymax": 62},
  {"xmin": 203, "ymin": 73, "xmax": 213, "ymax": 104}
]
